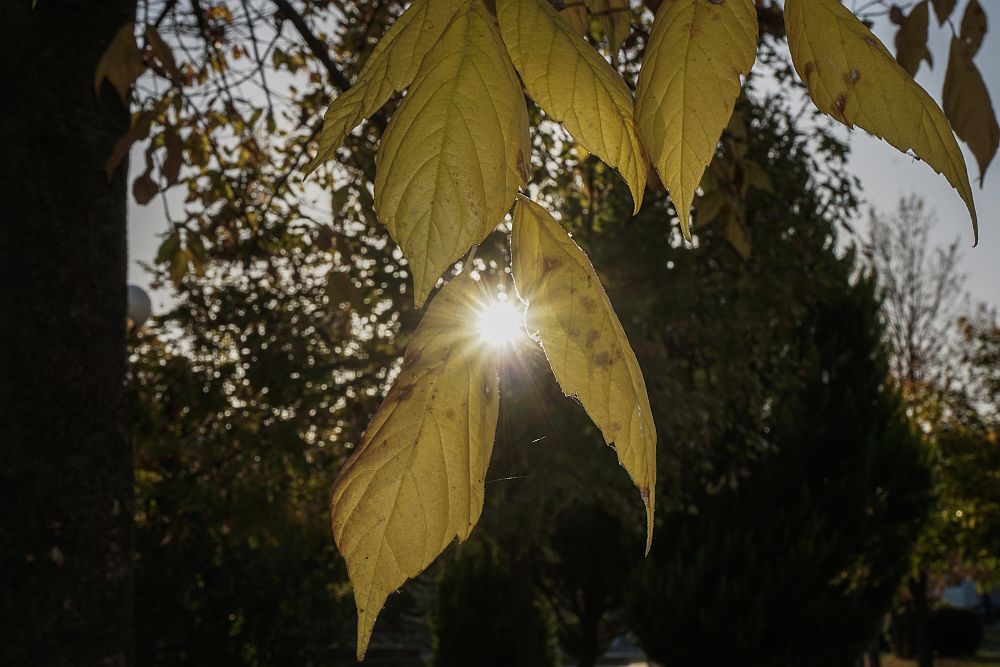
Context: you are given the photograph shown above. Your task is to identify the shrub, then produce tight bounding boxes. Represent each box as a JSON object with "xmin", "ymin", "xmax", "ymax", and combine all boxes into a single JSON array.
[{"xmin": 929, "ymin": 606, "xmax": 984, "ymax": 657}]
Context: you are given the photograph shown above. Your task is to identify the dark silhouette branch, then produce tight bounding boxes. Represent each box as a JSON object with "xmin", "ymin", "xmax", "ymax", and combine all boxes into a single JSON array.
[{"xmin": 271, "ymin": 0, "xmax": 352, "ymax": 92}]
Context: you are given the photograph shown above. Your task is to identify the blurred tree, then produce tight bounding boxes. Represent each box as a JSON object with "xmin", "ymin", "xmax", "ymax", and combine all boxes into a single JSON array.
[
  {"xmin": 865, "ymin": 198, "xmax": 1000, "ymax": 666},
  {"xmin": 865, "ymin": 197, "xmax": 967, "ymax": 399},
  {"xmin": 626, "ymin": 274, "xmax": 932, "ymax": 667},
  {"xmin": 129, "ymin": 256, "xmax": 411, "ymax": 663}
]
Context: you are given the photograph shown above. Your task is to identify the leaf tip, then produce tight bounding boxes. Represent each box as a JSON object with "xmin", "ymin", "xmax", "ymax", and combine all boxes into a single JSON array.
[
  {"xmin": 355, "ymin": 603, "xmax": 375, "ymax": 661},
  {"xmin": 679, "ymin": 213, "xmax": 693, "ymax": 242},
  {"xmin": 631, "ymin": 193, "xmax": 643, "ymax": 216},
  {"xmin": 641, "ymin": 485, "xmax": 654, "ymax": 556}
]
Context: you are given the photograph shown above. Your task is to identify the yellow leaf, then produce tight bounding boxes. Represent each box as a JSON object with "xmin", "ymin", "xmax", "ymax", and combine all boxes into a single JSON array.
[
  {"xmin": 94, "ymin": 22, "xmax": 146, "ymax": 101},
  {"xmin": 585, "ymin": 0, "xmax": 633, "ymax": 62},
  {"xmin": 330, "ymin": 272, "xmax": 499, "ymax": 659},
  {"xmin": 498, "ymin": 0, "xmax": 648, "ymax": 212},
  {"xmin": 894, "ymin": 0, "xmax": 932, "ymax": 77},
  {"xmin": 303, "ymin": 0, "xmax": 467, "ymax": 174},
  {"xmin": 560, "ymin": 3, "xmax": 591, "ymax": 35},
  {"xmin": 943, "ymin": 37, "xmax": 998, "ymax": 186},
  {"xmin": 784, "ymin": 0, "xmax": 979, "ymax": 241},
  {"xmin": 375, "ymin": 0, "xmax": 530, "ymax": 307},
  {"xmin": 511, "ymin": 196, "xmax": 656, "ymax": 553},
  {"xmin": 635, "ymin": 0, "xmax": 758, "ymax": 239}
]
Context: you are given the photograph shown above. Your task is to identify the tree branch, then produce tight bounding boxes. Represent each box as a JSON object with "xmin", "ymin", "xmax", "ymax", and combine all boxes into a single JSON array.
[{"xmin": 271, "ymin": 0, "xmax": 352, "ymax": 92}]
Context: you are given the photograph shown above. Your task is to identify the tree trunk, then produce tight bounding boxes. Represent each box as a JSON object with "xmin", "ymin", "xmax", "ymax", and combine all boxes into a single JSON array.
[
  {"xmin": 909, "ymin": 571, "xmax": 934, "ymax": 667},
  {"xmin": 510, "ymin": 551, "xmax": 545, "ymax": 667},
  {"xmin": 576, "ymin": 608, "xmax": 600, "ymax": 667},
  {"xmin": 1, "ymin": 1, "xmax": 135, "ymax": 665}
]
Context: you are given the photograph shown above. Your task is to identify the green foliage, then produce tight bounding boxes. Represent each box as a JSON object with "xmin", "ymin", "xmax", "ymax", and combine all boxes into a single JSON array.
[{"xmin": 625, "ymin": 275, "xmax": 932, "ymax": 667}]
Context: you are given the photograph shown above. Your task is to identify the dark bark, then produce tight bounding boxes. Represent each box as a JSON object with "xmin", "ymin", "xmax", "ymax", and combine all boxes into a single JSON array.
[
  {"xmin": 510, "ymin": 551, "xmax": 543, "ymax": 667},
  {"xmin": 1, "ymin": 0, "xmax": 135, "ymax": 665},
  {"xmin": 909, "ymin": 571, "xmax": 934, "ymax": 667},
  {"xmin": 576, "ymin": 608, "xmax": 600, "ymax": 667}
]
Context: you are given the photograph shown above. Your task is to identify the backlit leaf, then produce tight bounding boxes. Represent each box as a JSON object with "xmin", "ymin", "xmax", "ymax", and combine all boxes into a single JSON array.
[
  {"xmin": 511, "ymin": 196, "xmax": 656, "ymax": 553},
  {"xmin": 498, "ymin": 0, "xmax": 648, "ymax": 212},
  {"xmin": 375, "ymin": 0, "xmax": 530, "ymax": 306},
  {"xmin": 303, "ymin": 0, "xmax": 467, "ymax": 174},
  {"xmin": 784, "ymin": 0, "xmax": 978, "ymax": 240},
  {"xmin": 894, "ymin": 0, "xmax": 932, "ymax": 76},
  {"xmin": 943, "ymin": 37, "xmax": 998, "ymax": 186},
  {"xmin": 94, "ymin": 22, "xmax": 146, "ymax": 101},
  {"xmin": 330, "ymin": 273, "xmax": 499, "ymax": 659},
  {"xmin": 635, "ymin": 0, "xmax": 758, "ymax": 239}
]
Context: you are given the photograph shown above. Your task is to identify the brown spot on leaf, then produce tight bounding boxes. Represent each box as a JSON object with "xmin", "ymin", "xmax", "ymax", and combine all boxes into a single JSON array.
[
  {"xmin": 516, "ymin": 150, "xmax": 529, "ymax": 182},
  {"xmin": 834, "ymin": 93, "xmax": 847, "ymax": 120},
  {"xmin": 803, "ymin": 61, "xmax": 816, "ymax": 81},
  {"xmin": 580, "ymin": 295, "xmax": 597, "ymax": 313},
  {"xmin": 393, "ymin": 384, "xmax": 415, "ymax": 402},
  {"xmin": 542, "ymin": 256, "xmax": 561, "ymax": 273},
  {"xmin": 593, "ymin": 351, "xmax": 613, "ymax": 367},
  {"xmin": 864, "ymin": 36, "xmax": 877, "ymax": 47},
  {"xmin": 404, "ymin": 351, "xmax": 420, "ymax": 368},
  {"xmin": 609, "ymin": 421, "xmax": 622, "ymax": 434},
  {"xmin": 842, "ymin": 68, "xmax": 860, "ymax": 86},
  {"xmin": 584, "ymin": 329, "xmax": 600, "ymax": 349}
]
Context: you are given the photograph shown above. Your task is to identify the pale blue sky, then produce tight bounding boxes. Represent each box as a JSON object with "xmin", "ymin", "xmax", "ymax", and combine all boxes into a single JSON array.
[{"xmin": 127, "ymin": 1, "xmax": 998, "ymax": 311}]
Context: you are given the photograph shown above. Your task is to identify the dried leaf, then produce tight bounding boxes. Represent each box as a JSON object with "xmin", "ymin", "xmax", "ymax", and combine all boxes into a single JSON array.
[
  {"xmin": 94, "ymin": 22, "xmax": 146, "ymax": 101},
  {"xmin": 894, "ymin": 0, "xmax": 932, "ymax": 76},
  {"xmin": 943, "ymin": 37, "xmax": 999, "ymax": 186}
]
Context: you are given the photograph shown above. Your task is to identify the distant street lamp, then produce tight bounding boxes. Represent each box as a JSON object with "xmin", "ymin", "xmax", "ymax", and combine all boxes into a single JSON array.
[{"xmin": 127, "ymin": 285, "xmax": 152, "ymax": 330}]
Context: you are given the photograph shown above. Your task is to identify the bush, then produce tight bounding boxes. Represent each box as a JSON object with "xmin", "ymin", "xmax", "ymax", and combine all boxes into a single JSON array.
[
  {"xmin": 929, "ymin": 606, "xmax": 984, "ymax": 657},
  {"xmin": 625, "ymin": 277, "xmax": 933, "ymax": 667}
]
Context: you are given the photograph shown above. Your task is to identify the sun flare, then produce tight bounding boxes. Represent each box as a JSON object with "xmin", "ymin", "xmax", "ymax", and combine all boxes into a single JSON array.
[{"xmin": 475, "ymin": 296, "xmax": 526, "ymax": 349}]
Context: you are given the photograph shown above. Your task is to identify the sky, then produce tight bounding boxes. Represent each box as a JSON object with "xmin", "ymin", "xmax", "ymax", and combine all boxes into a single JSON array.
[{"xmin": 127, "ymin": 0, "xmax": 999, "ymax": 312}]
